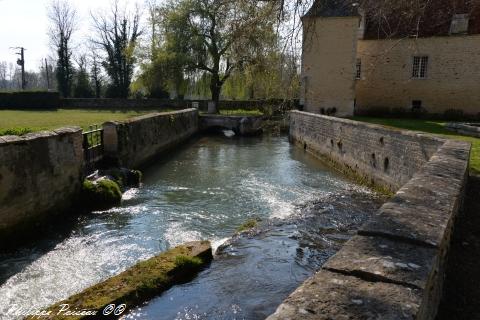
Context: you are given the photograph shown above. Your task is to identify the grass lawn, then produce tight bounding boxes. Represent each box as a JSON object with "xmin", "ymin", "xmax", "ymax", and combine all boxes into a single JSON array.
[
  {"xmin": 0, "ymin": 109, "xmax": 151, "ymax": 135},
  {"xmin": 352, "ymin": 116, "xmax": 480, "ymax": 175}
]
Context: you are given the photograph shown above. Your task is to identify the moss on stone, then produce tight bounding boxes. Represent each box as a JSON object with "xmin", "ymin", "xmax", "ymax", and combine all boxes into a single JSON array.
[
  {"xmin": 31, "ymin": 241, "xmax": 212, "ymax": 320},
  {"xmin": 99, "ymin": 168, "xmax": 142, "ymax": 189},
  {"xmin": 174, "ymin": 255, "xmax": 204, "ymax": 270},
  {"xmin": 81, "ymin": 178, "xmax": 122, "ymax": 211},
  {"xmin": 237, "ymin": 218, "xmax": 259, "ymax": 232}
]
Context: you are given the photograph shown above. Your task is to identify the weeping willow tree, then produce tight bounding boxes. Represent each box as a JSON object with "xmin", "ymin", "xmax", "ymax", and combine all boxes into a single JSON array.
[{"xmin": 140, "ymin": 0, "xmax": 279, "ymax": 112}]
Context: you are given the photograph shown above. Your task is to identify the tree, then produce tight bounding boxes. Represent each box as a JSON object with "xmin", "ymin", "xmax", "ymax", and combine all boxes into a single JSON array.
[
  {"xmin": 91, "ymin": 1, "xmax": 142, "ymax": 98},
  {"xmin": 155, "ymin": 0, "xmax": 278, "ymax": 113},
  {"xmin": 90, "ymin": 54, "xmax": 103, "ymax": 98},
  {"xmin": 0, "ymin": 62, "xmax": 7, "ymax": 89},
  {"xmin": 73, "ymin": 55, "xmax": 94, "ymax": 98},
  {"xmin": 48, "ymin": 0, "xmax": 77, "ymax": 97}
]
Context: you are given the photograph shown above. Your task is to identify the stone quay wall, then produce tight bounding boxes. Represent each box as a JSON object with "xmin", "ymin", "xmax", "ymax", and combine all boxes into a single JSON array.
[
  {"xmin": 0, "ymin": 128, "xmax": 84, "ymax": 245},
  {"xmin": 289, "ymin": 111, "xmax": 445, "ymax": 193},
  {"xmin": 103, "ymin": 109, "xmax": 199, "ymax": 169},
  {"xmin": 267, "ymin": 111, "xmax": 471, "ymax": 320}
]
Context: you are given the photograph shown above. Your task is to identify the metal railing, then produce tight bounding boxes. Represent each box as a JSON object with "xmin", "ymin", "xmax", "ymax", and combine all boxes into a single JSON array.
[{"xmin": 82, "ymin": 124, "xmax": 104, "ymax": 173}]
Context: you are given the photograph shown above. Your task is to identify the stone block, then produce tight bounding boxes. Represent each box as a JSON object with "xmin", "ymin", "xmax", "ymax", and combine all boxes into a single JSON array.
[
  {"xmin": 323, "ymin": 235, "xmax": 438, "ymax": 289},
  {"xmin": 266, "ymin": 270, "xmax": 422, "ymax": 320}
]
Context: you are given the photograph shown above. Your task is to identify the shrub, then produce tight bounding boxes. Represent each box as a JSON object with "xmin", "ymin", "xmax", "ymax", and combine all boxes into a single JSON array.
[
  {"xmin": 0, "ymin": 127, "xmax": 34, "ymax": 136},
  {"xmin": 0, "ymin": 91, "xmax": 60, "ymax": 109}
]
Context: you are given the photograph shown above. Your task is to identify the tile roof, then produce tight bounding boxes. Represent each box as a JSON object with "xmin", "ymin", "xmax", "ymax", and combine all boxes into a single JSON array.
[{"xmin": 305, "ymin": 0, "xmax": 480, "ymax": 38}]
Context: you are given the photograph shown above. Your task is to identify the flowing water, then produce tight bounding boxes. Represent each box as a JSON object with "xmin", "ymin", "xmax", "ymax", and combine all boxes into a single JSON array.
[{"xmin": 0, "ymin": 135, "xmax": 383, "ymax": 320}]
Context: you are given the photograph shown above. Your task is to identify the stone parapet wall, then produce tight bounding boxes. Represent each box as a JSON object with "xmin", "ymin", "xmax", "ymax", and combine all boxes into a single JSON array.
[
  {"xmin": 61, "ymin": 98, "xmax": 296, "ymax": 113},
  {"xmin": 267, "ymin": 112, "xmax": 471, "ymax": 320},
  {"xmin": 103, "ymin": 109, "xmax": 199, "ymax": 169},
  {"xmin": 0, "ymin": 127, "xmax": 84, "ymax": 245},
  {"xmin": 62, "ymin": 98, "xmax": 188, "ymax": 110},
  {"xmin": 289, "ymin": 111, "xmax": 444, "ymax": 192}
]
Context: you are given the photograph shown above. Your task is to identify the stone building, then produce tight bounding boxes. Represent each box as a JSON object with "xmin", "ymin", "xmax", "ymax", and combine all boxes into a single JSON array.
[{"xmin": 300, "ymin": 0, "xmax": 480, "ymax": 117}]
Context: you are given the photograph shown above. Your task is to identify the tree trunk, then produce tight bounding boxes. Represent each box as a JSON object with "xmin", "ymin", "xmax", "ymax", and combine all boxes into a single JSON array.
[{"xmin": 209, "ymin": 73, "xmax": 221, "ymax": 114}]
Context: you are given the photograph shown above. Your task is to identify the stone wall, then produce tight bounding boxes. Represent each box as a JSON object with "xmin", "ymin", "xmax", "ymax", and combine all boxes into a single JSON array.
[
  {"xmin": 290, "ymin": 110, "xmax": 444, "ymax": 192},
  {"xmin": 0, "ymin": 127, "xmax": 84, "ymax": 246},
  {"xmin": 62, "ymin": 98, "xmax": 295, "ymax": 114},
  {"xmin": 356, "ymin": 35, "xmax": 480, "ymax": 116},
  {"xmin": 103, "ymin": 109, "xmax": 199, "ymax": 168},
  {"xmin": 267, "ymin": 111, "xmax": 471, "ymax": 320},
  {"xmin": 301, "ymin": 16, "xmax": 359, "ymax": 117},
  {"xmin": 62, "ymin": 98, "xmax": 188, "ymax": 110}
]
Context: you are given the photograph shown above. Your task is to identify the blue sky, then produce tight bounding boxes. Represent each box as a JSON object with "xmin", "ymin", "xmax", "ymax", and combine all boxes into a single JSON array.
[{"xmin": 0, "ymin": 0, "xmax": 145, "ymax": 71}]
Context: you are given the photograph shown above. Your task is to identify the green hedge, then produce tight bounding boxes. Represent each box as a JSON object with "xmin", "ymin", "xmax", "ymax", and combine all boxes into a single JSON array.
[{"xmin": 0, "ymin": 91, "xmax": 60, "ymax": 109}]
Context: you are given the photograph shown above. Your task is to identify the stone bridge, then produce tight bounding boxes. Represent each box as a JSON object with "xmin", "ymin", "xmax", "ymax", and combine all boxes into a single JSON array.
[{"xmin": 199, "ymin": 115, "xmax": 263, "ymax": 136}]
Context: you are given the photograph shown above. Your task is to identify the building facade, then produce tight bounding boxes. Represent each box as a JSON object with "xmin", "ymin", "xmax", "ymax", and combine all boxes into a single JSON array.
[{"xmin": 301, "ymin": 0, "xmax": 480, "ymax": 117}]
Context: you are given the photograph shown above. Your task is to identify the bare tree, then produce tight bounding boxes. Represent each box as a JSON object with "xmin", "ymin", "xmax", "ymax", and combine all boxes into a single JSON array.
[
  {"xmin": 0, "ymin": 62, "xmax": 7, "ymax": 89},
  {"xmin": 73, "ymin": 54, "xmax": 94, "ymax": 97},
  {"xmin": 91, "ymin": 1, "xmax": 142, "ymax": 98},
  {"xmin": 48, "ymin": 0, "xmax": 77, "ymax": 97},
  {"xmin": 90, "ymin": 53, "xmax": 103, "ymax": 98}
]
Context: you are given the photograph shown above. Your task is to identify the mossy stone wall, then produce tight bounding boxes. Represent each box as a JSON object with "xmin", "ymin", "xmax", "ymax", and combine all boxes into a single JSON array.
[
  {"xmin": 29, "ymin": 241, "xmax": 212, "ymax": 320},
  {"xmin": 0, "ymin": 127, "xmax": 84, "ymax": 247}
]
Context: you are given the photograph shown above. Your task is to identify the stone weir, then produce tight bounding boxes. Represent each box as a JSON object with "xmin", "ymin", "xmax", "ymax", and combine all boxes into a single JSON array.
[
  {"xmin": 267, "ymin": 111, "xmax": 470, "ymax": 320},
  {"xmin": 199, "ymin": 114, "xmax": 263, "ymax": 135}
]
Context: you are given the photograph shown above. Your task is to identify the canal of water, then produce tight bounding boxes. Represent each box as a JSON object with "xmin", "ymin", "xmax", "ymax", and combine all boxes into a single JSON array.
[{"xmin": 0, "ymin": 135, "xmax": 383, "ymax": 320}]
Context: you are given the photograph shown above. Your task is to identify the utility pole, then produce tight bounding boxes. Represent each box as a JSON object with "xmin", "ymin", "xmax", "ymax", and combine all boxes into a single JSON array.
[{"xmin": 11, "ymin": 47, "xmax": 26, "ymax": 90}]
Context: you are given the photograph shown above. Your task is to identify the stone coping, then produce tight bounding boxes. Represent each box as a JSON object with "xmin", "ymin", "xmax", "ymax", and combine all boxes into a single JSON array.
[
  {"xmin": 199, "ymin": 114, "xmax": 264, "ymax": 119},
  {"xmin": 267, "ymin": 115, "xmax": 471, "ymax": 320},
  {"xmin": 446, "ymin": 122, "xmax": 480, "ymax": 138},
  {"xmin": 106, "ymin": 108, "xmax": 198, "ymax": 125},
  {"xmin": 0, "ymin": 126, "xmax": 82, "ymax": 144},
  {"xmin": 292, "ymin": 110, "xmax": 446, "ymax": 143}
]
